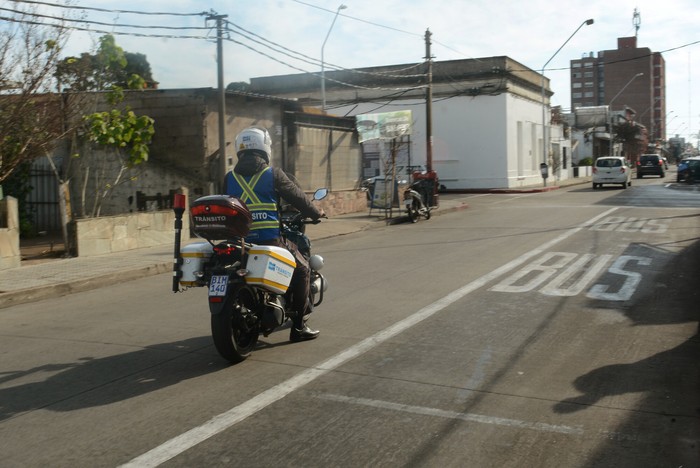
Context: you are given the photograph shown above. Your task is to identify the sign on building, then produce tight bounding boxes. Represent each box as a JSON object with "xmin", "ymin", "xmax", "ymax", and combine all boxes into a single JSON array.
[{"xmin": 355, "ymin": 110, "xmax": 412, "ymax": 143}]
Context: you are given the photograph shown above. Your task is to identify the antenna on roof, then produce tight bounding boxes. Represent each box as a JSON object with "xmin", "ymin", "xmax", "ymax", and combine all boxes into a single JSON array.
[{"xmin": 633, "ymin": 8, "xmax": 641, "ymax": 38}]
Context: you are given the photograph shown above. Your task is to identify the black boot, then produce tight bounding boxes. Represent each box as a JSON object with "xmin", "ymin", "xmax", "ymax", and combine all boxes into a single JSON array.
[{"xmin": 290, "ymin": 321, "xmax": 320, "ymax": 342}]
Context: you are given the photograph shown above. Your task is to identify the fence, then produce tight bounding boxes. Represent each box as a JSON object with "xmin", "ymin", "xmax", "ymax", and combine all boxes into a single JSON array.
[{"xmin": 27, "ymin": 158, "xmax": 61, "ymax": 233}]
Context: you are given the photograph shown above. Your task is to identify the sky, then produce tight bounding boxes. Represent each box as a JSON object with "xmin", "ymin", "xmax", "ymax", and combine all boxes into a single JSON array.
[{"xmin": 18, "ymin": 0, "xmax": 700, "ymax": 144}]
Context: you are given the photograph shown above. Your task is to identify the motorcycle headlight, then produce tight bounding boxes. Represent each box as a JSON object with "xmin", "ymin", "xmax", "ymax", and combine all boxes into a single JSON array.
[{"xmin": 309, "ymin": 254, "xmax": 324, "ymax": 271}]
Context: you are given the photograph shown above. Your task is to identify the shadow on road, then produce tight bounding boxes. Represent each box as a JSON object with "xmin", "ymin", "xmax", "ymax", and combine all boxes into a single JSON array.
[
  {"xmin": 0, "ymin": 335, "xmax": 225, "ymax": 421},
  {"xmin": 552, "ymin": 239, "xmax": 700, "ymax": 464}
]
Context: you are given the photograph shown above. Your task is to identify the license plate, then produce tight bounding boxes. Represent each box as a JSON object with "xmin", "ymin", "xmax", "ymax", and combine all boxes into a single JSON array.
[{"xmin": 209, "ymin": 275, "xmax": 228, "ymax": 296}]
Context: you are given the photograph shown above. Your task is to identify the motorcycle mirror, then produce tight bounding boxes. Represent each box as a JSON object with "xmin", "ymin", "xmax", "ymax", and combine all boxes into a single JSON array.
[{"xmin": 313, "ymin": 188, "xmax": 329, "ymax": 201}]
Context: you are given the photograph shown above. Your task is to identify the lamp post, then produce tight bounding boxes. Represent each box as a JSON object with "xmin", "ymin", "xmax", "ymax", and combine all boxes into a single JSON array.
[
  {"xmin": 608, "ymin": 72, "xmax": 643, "ymax": 156},
  {"xmin": 637, "ymin": 96, "xmax": 661, "ymax": 140},
  {"xmin": 540, "ymin": 18, "xmax": 594, "ymax": 186},
  {"xmin": 663, "ymin": 110, "xmax": 675, "ymax": 141},
  {"xmin": 671, "ymin": 123, "xmax": 687, "ymax": 136},
  {"xmin": 321, "ymin": 4, "xmax": 347, "ymax": 112}
]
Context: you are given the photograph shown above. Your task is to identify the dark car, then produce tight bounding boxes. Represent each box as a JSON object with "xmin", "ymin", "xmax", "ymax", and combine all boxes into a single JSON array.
[
  {"xmin": 636, "ymin": 154, "xmax": 665, "ymax": 178},
  {"xmin": 677, "ymin": 157, "xmax": 700, "ymax": 183}
]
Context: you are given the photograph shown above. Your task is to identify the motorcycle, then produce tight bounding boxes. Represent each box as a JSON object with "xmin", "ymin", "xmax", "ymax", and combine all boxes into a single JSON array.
[
  {"xmin": 171, "ymin": 188, "xmax": 329, "ymax": 363},
  {"xmin": 404, "ymin": 179, "xmax": 432, "ymax": 223}
]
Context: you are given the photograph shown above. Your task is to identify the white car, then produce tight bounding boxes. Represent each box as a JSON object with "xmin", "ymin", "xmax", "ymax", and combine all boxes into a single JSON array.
[{"xmin": 592, "ymin": 156, "xmax": 632, "ymax": 189}]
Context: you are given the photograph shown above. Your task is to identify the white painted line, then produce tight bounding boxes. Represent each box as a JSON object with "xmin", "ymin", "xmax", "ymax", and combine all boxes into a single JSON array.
[
  {"xmin": 316, "ymin": 393, "xmax": 583, "ymax": 435},
  {"xmin": 120, "ymin": 206, "xmax": 620, "ymax": 468}
]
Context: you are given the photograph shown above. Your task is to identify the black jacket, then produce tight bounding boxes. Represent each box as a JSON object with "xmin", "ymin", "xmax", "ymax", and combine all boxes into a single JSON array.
[{"xmin": 231, "ymin": 153, "xmax": 322, "ymax": 220}]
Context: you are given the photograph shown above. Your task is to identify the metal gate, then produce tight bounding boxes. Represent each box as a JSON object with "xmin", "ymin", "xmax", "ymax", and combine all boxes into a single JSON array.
[{"xmin": 27, "ymin": 158, "xmax": 61, "ymax": 233}]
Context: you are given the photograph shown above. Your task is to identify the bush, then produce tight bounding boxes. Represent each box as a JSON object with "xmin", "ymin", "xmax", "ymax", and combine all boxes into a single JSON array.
[{"xmin": 578, "ymin": 157, "xmax": 593, "ymax": 166}]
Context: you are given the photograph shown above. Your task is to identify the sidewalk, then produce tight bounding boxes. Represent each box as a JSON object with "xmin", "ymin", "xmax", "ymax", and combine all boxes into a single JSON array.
[{"xmin": 0, "ymin": 177, "xmax": 589, "ymax": 309}]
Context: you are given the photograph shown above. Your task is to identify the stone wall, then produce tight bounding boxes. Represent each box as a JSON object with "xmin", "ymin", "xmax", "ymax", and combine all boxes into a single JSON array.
[
  {"xmin": 318, "ymin": 189, "xmax": 367, "ymax": 217},
  {"xmin": 70, "ymin": 189, "xmax": 365, "ymax": 257},
  {"xmin": 73, "ymin": 208, "xmax": 191, "ymax": 257},
  {"xmin": 69, "ymin": 189, "xmax": 365, "ymax": 257},
  {"xmin": 0, "ymin": 197, "xmax": 21, "ymax": 270}
]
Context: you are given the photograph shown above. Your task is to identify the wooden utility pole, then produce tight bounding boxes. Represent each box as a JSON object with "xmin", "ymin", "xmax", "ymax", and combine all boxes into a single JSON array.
[{"xmin": 424, "ymin": 29, "xmax": 433, "ymax": 173}]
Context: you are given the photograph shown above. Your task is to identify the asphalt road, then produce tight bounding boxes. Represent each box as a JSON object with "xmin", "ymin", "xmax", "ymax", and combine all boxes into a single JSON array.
[{"xmin": 1, "ymin": 174, "xmax": 698, "ymax": 467}]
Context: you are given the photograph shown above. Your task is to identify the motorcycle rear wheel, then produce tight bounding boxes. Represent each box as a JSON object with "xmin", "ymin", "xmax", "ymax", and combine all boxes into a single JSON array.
[
  {"xmin": 211, "ymin": 285, "xmax": 259, "ymax": 363},
  {"xmin": 407, "ymin": 198, "xmax": 420, "ymax": 223}
]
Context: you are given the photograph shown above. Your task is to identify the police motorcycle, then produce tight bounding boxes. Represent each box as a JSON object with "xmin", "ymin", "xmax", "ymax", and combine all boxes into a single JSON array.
[{"xmin": 171, "ymin": 189, "xmax": 328, "ymax": 364}]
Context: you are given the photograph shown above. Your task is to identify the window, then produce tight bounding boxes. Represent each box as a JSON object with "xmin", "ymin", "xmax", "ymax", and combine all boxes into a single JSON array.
[
  {"xmin": 572, "ymin": 92, "xmax": 582, "ymax": 98},
  {"xmin": 584, "ymin": 92, "xmax": 594, "ymax": 98},
  {"xmin": 572, "ymin": 62, "xmax": 582, "ymax": 68},
  {"xmin": 573, "ymin": 83, "xmax": 582, "ymax": 89},
  {"xmin": 584, "ymin": 71, "xmax": 594, "ymax": 78},
  {"xmin": 584, "ymin": 62, "xmax": 594, "ymax": 68},
  {"xmin": 584, "ymin": 82, "xmax": 593, "ymax": 88},
  {"xmin": 572, "ymin": 72, "xmax": 582, "ymax": 79}
]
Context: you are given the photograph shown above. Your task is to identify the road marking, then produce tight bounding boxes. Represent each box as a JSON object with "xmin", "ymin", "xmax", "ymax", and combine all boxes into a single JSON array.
[
  {"xmin": 120, "ymin": 206, "xmax": 620, "ymax": 468},
  {"xmin": 316, "ymin": 393, "xmax": 583, "ymax": 434}
]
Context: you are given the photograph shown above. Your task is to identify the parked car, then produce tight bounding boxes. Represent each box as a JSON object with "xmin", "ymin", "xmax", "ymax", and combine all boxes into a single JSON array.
[
  {"xmin": 592, "ymin": 156, "xmax": 632, "ymax": 189},
  {"xmin": 636, "ymin": 154, "xmax": 665, "ymax": 178},
  {"xmin": 677, "ymin": 156, "xmax": 700, "ymax": 183}
]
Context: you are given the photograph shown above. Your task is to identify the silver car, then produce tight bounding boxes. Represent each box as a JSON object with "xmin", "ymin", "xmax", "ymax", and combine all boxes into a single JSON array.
[{"xmin": 592, "ymin": 156, "xmax": 632, "ymax": 189}]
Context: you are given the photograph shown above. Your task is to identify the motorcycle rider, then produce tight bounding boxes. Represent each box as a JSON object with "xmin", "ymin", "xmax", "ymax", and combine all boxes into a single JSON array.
[{"xmin": 224, "ymin": 127, "xmax": 324, "ymax": 342}]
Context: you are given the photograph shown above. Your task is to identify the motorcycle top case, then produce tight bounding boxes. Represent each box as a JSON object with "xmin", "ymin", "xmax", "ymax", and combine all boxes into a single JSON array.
[
  {"xmin": 190, "ymin": 195, "xmax": 252, "ymax": 240},
  {"xmin": 245, "ymin": 246, "xmax": 297, "ymax": 294},
  {"xmin": 179, "ymin": 242, "xmax": 213, "ymax": 287}
]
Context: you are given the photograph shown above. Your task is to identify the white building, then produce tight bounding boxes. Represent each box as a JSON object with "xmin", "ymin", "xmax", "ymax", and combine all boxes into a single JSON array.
[{"xmin": 250, "ymin": 56, "xmax": 573, "ymax": 190}]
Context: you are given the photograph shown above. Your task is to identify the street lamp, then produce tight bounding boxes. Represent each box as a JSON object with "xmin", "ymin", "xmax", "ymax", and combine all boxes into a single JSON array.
[
  {"xmin": 540, "ymin": 18, "xmax": 594, "ymax": 186},
  {"xmin": 667, "ymin": 114, "xmax": 678, "ymax": 129},
  {"xmin": 321, "ymin": 4, "xmax": 347, "ymax": 112},
  {"xmin": 608, "ymin": 72, "xmax": 643, "ymax": 156},
  {"xmin": 671, "ymin": 123, "xmax": 687, "ymax": 136},
  {"xmin": 664, "ymin": 110, "xmax": 675, "ymax": 140}
]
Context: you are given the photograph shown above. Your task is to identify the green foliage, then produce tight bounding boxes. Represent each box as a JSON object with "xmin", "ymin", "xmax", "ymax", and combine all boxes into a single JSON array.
[
  {"xmin": 54, "ymin": 34, "xmax": 155, "ymax": 92},
  {"xmin": 227, "ymin": 81, "xmax": 251, "ymax": 92},
  {"xmin": 84, "ymin": 108, "xmax": 154, "ymax": 165},
  {"xmin": 578, "ymin": 157, "xmax": 593, "ymax": 166}
]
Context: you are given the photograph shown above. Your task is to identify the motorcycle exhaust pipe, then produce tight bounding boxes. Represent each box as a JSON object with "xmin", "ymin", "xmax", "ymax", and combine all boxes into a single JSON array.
[{"xmin": 172, "ymin": 192, "xmax": 186, "ymax": 292}]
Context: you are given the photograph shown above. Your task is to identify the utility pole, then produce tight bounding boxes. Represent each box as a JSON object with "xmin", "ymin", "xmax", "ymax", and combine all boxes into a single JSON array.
[
  {"xmin": 207, "ymin": 12, "xmax": 228, "ymax": 192},
  {"xmin": 424, "ymin": 29, "xmax": 433, "ymax": 173}
]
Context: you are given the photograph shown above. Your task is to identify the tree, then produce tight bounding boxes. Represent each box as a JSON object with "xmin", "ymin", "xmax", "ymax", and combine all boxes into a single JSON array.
[
  {"xmin": 54, "ymin": 34, "xmax": 155, "ymax": 91},
  {"xmin": 227, "ymin": 81, "xmax": 250, "ymax": 92},
  {"xmin": 56, "ymin": 35, "xmax": 156, "ymax": 217},
  {"xmin": 0, "ymin": 4, "xmax": 72, "ymax": 184},
  {"xmin": 124, "ymin": 52, "xmax": 156, "ymax": 88},
  {"xmin": 81, "ymin": 90, "xmax": 155, "ymax": 217}
]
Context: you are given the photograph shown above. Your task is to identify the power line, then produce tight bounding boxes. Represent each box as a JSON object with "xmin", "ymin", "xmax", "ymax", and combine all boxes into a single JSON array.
[
  {"xmin": 8, "ymin": 0, "xmax": 206, "ymax": 16},
  {"xmin": 5, "ymin": 1, "xmax": 699, "ymax": 99},
  {"xmin": 222, "ymin": 34, "xmax": 426, "ymax": 93},
  {"xmin": 226, "ymin": 20, "xmax": 426, "ymax": 79},
  {"xmin": 291, "ymin": 0, "xmax": 421, "ymax": 38},
  {"xmin": 0, "ymin": 14, "xmax": 211, "ymax": 40},
  {"xmin": 0, "ymin": 5, "xmax": 210, "ymax": 30}
]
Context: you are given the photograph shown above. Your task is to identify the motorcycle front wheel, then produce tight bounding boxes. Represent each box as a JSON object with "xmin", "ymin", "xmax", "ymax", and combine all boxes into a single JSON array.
[
  {"xmin": 211, "ymin": 285, "xmax": 259, "ymax": 363},
  {"xmin": 407, "ymin": 198, "xmax": 420, "ymax": 223}
]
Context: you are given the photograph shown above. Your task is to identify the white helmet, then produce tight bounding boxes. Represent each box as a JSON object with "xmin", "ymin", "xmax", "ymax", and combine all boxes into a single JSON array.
[{"xmin": 235, "ymin": 127, "xmax": 272, "ymax": 163}]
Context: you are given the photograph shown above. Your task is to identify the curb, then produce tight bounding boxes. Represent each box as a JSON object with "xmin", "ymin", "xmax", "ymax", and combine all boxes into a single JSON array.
[{"xmin": 0, "ymin": 263, "xmax": 173, "ymax": 309}]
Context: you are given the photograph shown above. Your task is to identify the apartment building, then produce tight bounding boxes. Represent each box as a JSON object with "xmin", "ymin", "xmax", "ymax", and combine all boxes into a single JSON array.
[{"xmin": 570, "ymin": 36, "xmax": 666, "ymax": 141}]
